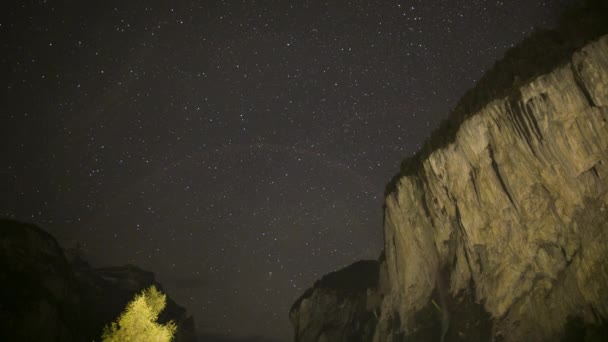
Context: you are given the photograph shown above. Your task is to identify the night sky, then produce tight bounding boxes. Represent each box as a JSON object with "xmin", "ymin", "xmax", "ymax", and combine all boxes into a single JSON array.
[{"xmin": 1, "ymin": 0, "xmax": 574, "ymax": 340}]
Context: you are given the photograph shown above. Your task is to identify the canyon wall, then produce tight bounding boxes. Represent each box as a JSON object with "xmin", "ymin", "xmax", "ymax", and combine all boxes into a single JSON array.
[
  {"xmin": 376, "ymin": 33, "xmax": 608, "ymax": 342},
  {"xmin": 292, "ymin": 34, "xmax": 608, "ymax": 342}
]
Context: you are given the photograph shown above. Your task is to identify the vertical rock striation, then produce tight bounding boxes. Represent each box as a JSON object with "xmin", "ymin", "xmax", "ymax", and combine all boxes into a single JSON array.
[
  {"xmin": 291, "ymin": 34, "xmax": 608, "ymax": 342},
  {"xmin": 375, "ymin": 34, "xmax": 608, "ymax": 341}
]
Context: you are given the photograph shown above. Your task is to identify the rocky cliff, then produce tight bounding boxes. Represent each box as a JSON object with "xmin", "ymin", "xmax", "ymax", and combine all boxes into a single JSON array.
[
  {"xmin": 377, "ymin": 32, "xmax": 608, "ymax": 341},
  {"xmin": 290, "ymin": 260, "xmax": 382, "ymax": 342},
  {"xmin": 291, "ymin": 30, "xmax": 608, "ymax": 342},
  {"xmin": 0, "ymin": 219, "xmax": 196, "ymax": 342}
]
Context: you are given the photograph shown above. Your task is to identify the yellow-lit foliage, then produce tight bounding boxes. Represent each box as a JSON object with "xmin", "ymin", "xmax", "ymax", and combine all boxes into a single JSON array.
[{"xmin": 101, "ymin": 286, "xmax": 177, "ymax": 342}]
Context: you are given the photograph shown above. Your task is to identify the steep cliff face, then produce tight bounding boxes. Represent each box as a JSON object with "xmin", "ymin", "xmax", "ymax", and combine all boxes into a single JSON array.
[
  {"xmin": 376, "ymin": 34, "xmax": 608, "ymax": 341},
  {"xmin": 0, "ymin": 219, "xmax": 196, "ymax": 342},
  {"xmin": 290, "ymin": 260, "xmax": 383, "ymax": 342},
  {"xmin": 291, "ymin": 34, "xmax": 608, "ymax": 342}
]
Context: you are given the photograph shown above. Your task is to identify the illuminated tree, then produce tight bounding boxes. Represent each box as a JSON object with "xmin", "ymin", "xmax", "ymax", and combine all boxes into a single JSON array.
[{"xmin": 101, "ymin": 286, "xmax": 177, "ymax": 342}]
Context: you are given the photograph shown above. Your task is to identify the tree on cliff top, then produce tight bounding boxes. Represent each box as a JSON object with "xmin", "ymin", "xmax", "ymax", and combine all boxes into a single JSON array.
[{"xmin": 101, "ymin": 285, "xmax": 177, "ymax": 342}]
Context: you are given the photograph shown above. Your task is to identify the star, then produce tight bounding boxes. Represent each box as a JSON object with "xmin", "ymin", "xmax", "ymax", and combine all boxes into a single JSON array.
[{"xmin": 1, "ymin": 0, "xmax": 574, "ymax": 339}]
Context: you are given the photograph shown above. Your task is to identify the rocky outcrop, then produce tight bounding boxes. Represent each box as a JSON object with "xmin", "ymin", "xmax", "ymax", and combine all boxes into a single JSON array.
[
  {"xmin": 376, "ymin": 34, "xmax": 608, "ymax": 342},
  {"xmin": 291, "ymin": 34, "xmax": 608, "ymax": 342},
  {"xmin": 0, "ymin": 219, "xmax": 196, "ymax": 342},
  {"xmin": 289, "ymin": 260, "xmax": 382, "ymax": 342}
]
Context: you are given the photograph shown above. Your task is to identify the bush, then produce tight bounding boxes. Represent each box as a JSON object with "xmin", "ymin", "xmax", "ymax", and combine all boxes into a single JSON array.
[{"xmin": 101, "ymin": 286, "xmax": 177, "ymax": 342}]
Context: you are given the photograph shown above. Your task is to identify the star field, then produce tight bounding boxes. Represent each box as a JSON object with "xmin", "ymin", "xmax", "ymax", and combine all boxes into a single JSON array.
[{"xmin": 1, "ymin": 0, "xmax": 574, "ymax": 340}]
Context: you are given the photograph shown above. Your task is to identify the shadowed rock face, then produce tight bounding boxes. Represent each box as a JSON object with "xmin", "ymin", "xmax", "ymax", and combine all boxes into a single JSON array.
[
  {"xmin": 289, "ymin": 260, "xmax": 381, "ymax": 342},
  {"xmin": 291, "ymin": 34, "xmax": 608, "ymax": 342},
  {"xmin": 0, "ymin": 219, "xmax": 196, "ymax": 342},
  {"xmin": 0, "ymin": 220, "xmax": 81, "ymax": 342}
]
